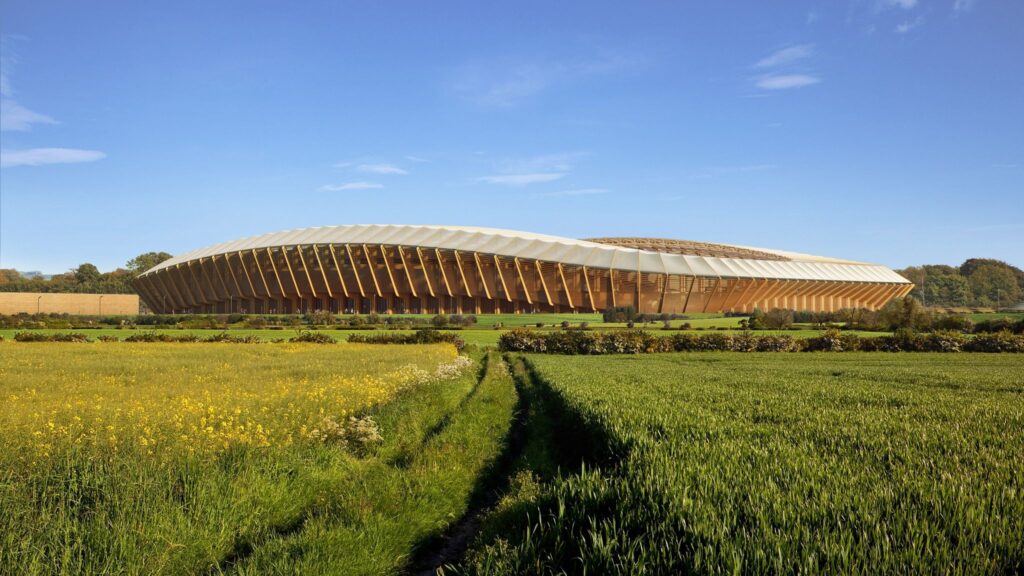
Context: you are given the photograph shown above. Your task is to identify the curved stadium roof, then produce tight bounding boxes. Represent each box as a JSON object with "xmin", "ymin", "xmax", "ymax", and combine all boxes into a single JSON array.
[{"xmin": 142, "ymin": 224, "xmax": 909, "ymax": 284}]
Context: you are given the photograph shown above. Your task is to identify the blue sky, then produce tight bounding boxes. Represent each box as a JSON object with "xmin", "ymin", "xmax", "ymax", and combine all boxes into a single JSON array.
[{"xmin": 1, "ymin": 0, "xmax": 1021, "ymax": 273}]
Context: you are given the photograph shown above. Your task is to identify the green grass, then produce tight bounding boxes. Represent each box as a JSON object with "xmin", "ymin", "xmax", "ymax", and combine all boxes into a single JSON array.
[
  {"xmin": 967, "ymin": 311, "xmax": 1024, "ymax": 322},
  {"xmin": 0, "ymin": 344, "xmax": 517, "ymax": 575},
  {"xmin": 457, "ymin": 353, "xmax": 1024, "ymax": 575},
  {"xmin": 229, "ymin": 352, "xmax": 517, "ymax": 574}
]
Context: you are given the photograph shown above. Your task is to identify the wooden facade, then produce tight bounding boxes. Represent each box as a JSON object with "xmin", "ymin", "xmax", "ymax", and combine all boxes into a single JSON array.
[{"xmin": 134, "ymin": 243, "xmax": 913, "ymax": 315}]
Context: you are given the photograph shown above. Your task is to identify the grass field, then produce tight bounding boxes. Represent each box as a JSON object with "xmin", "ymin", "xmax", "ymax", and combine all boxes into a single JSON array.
[
  {"xmin": 968, "ymin": 311, "xmax": 1024, "ymax": 322},
  {"xmin": 458, "ymin": 353, "xmax": 1024, "ymax": 574},
  {"xmin": 5, "ymin": 340, "xmax": 1021, "ymax": 574},
  {"xmin": 0, "ymin": 343, "xmax": 516, "ymax": 575}
]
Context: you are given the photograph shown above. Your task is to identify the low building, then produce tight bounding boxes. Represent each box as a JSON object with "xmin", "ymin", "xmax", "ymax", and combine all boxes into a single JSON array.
[{"xmin": 134, "ymin": 224, "xmax": 913, "ymax": 315}]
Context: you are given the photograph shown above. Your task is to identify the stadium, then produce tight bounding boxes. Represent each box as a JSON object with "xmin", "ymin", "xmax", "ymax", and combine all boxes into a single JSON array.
[{"xmin": 133, "ymin": 224, "xmax": 913, "ymax": 315}]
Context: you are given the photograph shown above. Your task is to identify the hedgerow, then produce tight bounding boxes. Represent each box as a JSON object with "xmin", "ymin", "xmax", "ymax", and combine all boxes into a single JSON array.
[
  {"xmin": 497, "ymin": 328, "xmax": 1024, "ymax": 354},
  {"xmin": 13, "ymin": 332, "xmax": 93, "ymax": 343},
  {"xmin": 347, "ymin": 328, "xmax": 466, "ymax": 351}
]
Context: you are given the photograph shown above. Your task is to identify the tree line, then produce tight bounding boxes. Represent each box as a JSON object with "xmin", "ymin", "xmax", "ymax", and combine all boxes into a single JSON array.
[
  {"xmin": 0, "ymin": 252, "xmax": 172, "ymax": 294},
  {"xmin": 896, "ymin": 258, "xmax": 1023, "ymax": 309}
]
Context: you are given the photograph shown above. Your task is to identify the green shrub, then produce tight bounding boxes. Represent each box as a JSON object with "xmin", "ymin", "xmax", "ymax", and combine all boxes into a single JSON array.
[
  {"xmin": 289, "ymin": 330, "xmax": 336, "ymax": 344},
  {"xmin": 14, "ymin": 332, "xmax": 93, "ymax": 343},
  {"xmin": 203, "ymin": 332, "xmax": 265, "ymax": 343},
  {"xmin": 347, "ymin": 328, "xmax": 465, "ymax": 350},
  {"xmin": 964, "ymin": 330, "xmax": 1024, "ymax": 352},
  {"xmin": 804, "ymin": 328, "xmax": 843, "ymax": 352},
  {"xmin": 124, "ymin": 332, "xmax": 201, "ymax": 343},
  {"xmin": 307, "ymin": 310, "xmax": 335, "ymax": 326},
  {"xmin": 926, "ymin": 330, "xmax": 968, "ymax": 352},
  {"xmin": 244, "ymin": 316, "xmax": 268, "ymax": 328}
]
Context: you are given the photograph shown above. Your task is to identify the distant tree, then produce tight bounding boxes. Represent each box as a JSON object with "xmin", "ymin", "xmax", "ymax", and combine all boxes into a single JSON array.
[
  {"xmin": 966, "ymin": 264, "xmax": 1023, "ymax": 308},
  {"xmin": 126, "ymin": 252, "xmax": 173, "ymax": 277},
  {"xmin": 0, "ymin": 269, "xmax": 21, "ymax": 285},
  {"xmin": 924, "ymin": 273, "xmax": 972, "ymax": 307},
  {"xmin": 748, "ymin": 308, "xmax": 793, "ymax": 330},
  {"xmin": 765, "ymin": 309, "xmax": 794, "ymax": 329},
  {"xmin": 960, "ymin": 258, "xmax": 1024, "ymax": 291},
  {"xmin": 897, "ymin": 265, "xmax": 972, "ymax": 307},
  {"xmin": 879, "ymin": 296, "xmax": 932, "ymax": 330},
  {"xmin": 897, "ymin": 266, "xmax": 925, "ymax": 295},
  {"xmin": 74, "ymin": 263, "xmax": 101, "ymax": 286}
]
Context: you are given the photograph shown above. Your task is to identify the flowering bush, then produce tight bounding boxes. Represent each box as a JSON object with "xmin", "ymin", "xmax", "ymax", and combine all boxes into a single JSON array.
[
  {"xmin": 926, "ymin": 330, "xmax": 968, "ymax": 353},
  {"xmin": 310, "ymin": 415, "xmax": 383, "ymax": 456}
]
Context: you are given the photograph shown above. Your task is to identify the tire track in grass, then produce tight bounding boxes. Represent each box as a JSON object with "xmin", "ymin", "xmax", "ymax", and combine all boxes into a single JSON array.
[
  {"xmin": 408, "ymin": 354, "xmax": 493, "ymax": 460},
  {"xmin": 211, "ymin": 354, "xmax": 488, "ymax": 575},
  {"xmin": 411, "ymin": 354, "xmax": 619, "ymax": 575},
  {"xmin": 407, "ymin": 355, "xmax": 526, "ymax": 576}
]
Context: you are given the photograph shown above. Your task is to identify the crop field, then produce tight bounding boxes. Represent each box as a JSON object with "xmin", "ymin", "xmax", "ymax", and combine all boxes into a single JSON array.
[
  {"xmin": 0, "ymin": 343, "xmax": 516, "ymax": 575},
  {"xmin": 459, "ymin": 353, "xmax": 1024, "ymax": 575},
  {"xmin": 5, "ymin": 341, "xmax": 1021, "ymax": 575}
]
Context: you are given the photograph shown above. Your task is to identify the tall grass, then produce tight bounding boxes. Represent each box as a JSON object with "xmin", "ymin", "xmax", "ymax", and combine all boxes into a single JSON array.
[
  {"xmin": 0, "ymin": 343, "xmax": 515, "ymax": 574},
  {"xmin": 456, "ymin": 353, "xmax": 1024, "ymax": 575}
]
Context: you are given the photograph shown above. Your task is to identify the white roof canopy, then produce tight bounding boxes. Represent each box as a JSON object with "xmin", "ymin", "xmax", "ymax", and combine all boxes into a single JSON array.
[{"xmin": 142, "ymin": 224, "xmax": 910, "ymax": 284}]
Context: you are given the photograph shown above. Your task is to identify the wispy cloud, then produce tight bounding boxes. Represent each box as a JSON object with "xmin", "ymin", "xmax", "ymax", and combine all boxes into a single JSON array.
[
  {"xmin": 688, "ymin": 164, "xmax": 776, "ymax": 179},
  {"xmin": 405, "ymin": 155, "xmax": 429, "ymax": 163},
  {"xmin": 717, "ymin": 164, "xmax": 776, "ymax": 173},
  {"xmin": 755, "ymin": 45, "xmax": 814, "ymax": 68},
  {"xmin": 884, "ymin": 0, "xmax": 918, "ymax": 9},
  {"xmin": 501, "ymin": 152, "xmax": 585, "ymax": 174},
  {"xmin": 752, "ymin": 45, "xmax": 820, "ymax": 92},
  {"xmin": 1, "ymin": 39, "xmax": 106, "ymax": 170},
  {"xmin": 477, "ymin": 173, "xmax": 565, "ymax": 186},
  {"xmin": 0, "ymin": 99, "xmax": 56, "ymax": 131},
  {"xmin": 448, "ymin": 51, "xmax": 641, "ymax": 107},
  {"xmin": 895, "ymin": 16, "xmax": 924, "ymax": 33},
  {"xmin": 538, "ymin": 188, "xmax": 608, "ymax": 197},
  {"xmin": 476, "ymin": 152, "xmax": 586, "ymax": 186},
  {"xmin": 356, "ymin": 163, "xmax": 407, "ymax": 175},
  {"xmin": 756, "ymin": 74, "xmax": 820, "ymax": 90},
  {"xmin": 953, "ymin": 0, "xmax": 977, "ymax": 12},
  {"xmin": 0, "ymin": 40, "xmax": 58, "ymax": 132},
  {"xmin": 0, "ymin": 147, "xmax": 106, "ymax": 168},
  {"xmin": 319, "ymin": 182, "xmax": 383, "ymax": 191}
]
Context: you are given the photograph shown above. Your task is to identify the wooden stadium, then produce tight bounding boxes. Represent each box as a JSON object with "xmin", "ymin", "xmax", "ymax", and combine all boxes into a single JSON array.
[{"xmin": 133, "ymin": 225, "xmax": 914, "ymax": 315}]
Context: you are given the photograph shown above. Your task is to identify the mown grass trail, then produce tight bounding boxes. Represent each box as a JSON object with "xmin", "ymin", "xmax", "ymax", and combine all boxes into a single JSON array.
[
  {"xmin": 0, "ymin": 344, "xmax": 517, "ymax": 575},
  {"xmin": 456, "ymin": 353, "xmax": 1024, "ymax": 575}
]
